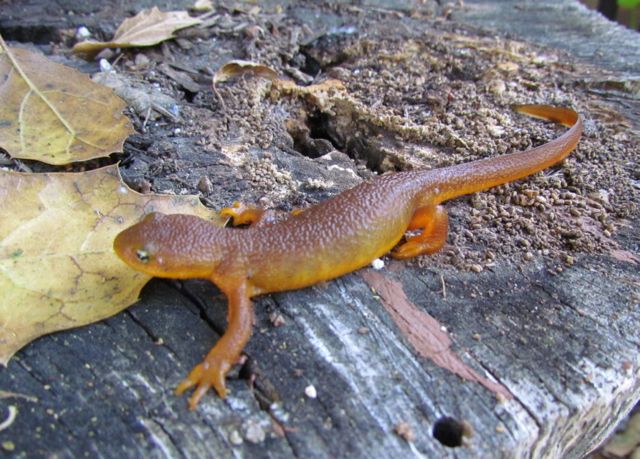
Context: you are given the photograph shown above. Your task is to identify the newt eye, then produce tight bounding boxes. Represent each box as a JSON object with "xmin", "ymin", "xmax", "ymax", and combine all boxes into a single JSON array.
[{"xmin": 136, "ymin": 249, "xmax": 150, "ymax": 263}]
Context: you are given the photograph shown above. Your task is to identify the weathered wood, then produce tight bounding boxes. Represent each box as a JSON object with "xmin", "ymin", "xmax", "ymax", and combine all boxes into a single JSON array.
[
  {"xmin": 456, "ymin": 0, "xmax": 640, "ymax": 75},
  {"xmin": 0, "ymin": 1, "xmax": 639, "ymax": 458}
]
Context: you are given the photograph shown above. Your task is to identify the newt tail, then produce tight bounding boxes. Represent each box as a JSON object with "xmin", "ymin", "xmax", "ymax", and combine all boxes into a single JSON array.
[
  {"xmin": 428, "ymin": 104, "xmax": 581, "ymax": 203},
  {"xmin": 114, "ymin": 104, "xmax": 582, "ymax": 409}
]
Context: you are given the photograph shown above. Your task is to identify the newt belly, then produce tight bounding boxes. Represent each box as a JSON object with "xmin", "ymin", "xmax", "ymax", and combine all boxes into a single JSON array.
[{"xmin": 113, "ymin": 104, "xmax": 583, "ymax": 409}]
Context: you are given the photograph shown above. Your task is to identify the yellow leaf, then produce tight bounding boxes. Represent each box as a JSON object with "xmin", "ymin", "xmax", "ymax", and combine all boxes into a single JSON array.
[
  {"xmin": 0, "ymin": 165, "xmax": 223, "ymax": 365},
  {"xmin": 213, "ymin": 60, "xmax": 279, "ymax": 84},
  {"xmin": 73, "ymin": 7, "xmax": 201, "ymax": 55},
  {"xmin": 0, "ymin": 37, "xmax": 133, "ymax": 165}
]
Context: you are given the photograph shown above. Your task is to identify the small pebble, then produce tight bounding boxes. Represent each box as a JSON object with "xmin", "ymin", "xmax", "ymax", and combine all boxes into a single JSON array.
[
  {"xmin": 134, "ymin": 53, "xmax": 149, "ymax": 66},
  {"xmin": 487, "ymin": 79, "xmax": 506, "ymax": 96},
  {"xmin": 229, "ymin": 430, "xmax": 243, "ymax": 446},
  {"xmin": 470, "ymin": 264, "xmax": 483, "ymax": 273},
  {"xmin": 371, "ymin": 258, "xmax": 385, "ymax": 270},
  {"xmin": 304, "ymin": 385, "xmax": 317, "ymax": 399},
  {"xmin": 76, "ymin": 26, "xmax": 91, "ymax": 40},
  {"xmin": 197, "ymin": 176, "xmax": 213, "ymax": 194},
  {"xmin": 393, "ymin": 422, "xmax": 415, "ymax": 442},
  {"xmin": 487, "ymin": 125, "xmax": 505, "ymax": 137},
  {"xmin": 136, "ymin": 179, "xmax": 152, "ymax": 194},
  {"xmin": 243, "ymin": 420, "xmax": 266, "ymax": 444},
  {"xmin": 269, "ymin": 312, "xmax": 286, "ymax": 327},
  {"xmin": 99, "ymin": 59, "xmax": 112, "ymax": 72}
]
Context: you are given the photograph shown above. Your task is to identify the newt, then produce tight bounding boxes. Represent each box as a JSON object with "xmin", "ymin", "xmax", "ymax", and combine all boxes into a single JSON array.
[{"xmin": 114, "ymin": 104, "xmax": 582, "ymax": 409}]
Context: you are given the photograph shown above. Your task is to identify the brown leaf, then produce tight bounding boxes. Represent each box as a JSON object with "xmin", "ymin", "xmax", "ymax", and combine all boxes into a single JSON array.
[
  {"xmin": 0, "ymin": 36, "xmax": 133, "ymax": 165},
  {"xmin": 0, "ymin": 165, "xmax": 224, "ymax": 365},
  {"xmin": 213, "ymin": 60, "xmax": 279, "ymax": 84},
  {"xmin": 73, "ymin": 7, "xmax": 201, "ymax": 55}
]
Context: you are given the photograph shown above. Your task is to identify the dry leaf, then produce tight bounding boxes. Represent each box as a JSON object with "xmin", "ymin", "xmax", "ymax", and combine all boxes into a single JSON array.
[
  {"xmin": 0, "ymin": 165, "xmax": 223, "ymax": 365},
  {"xmin": 0, "ymin": 37, "xmax": 133, "ymax": 165},
  {"xmin": 73, "ymin": 7, "xmax": 201, "ymax": 55},
  {"xmin": 213, "ymin": 60, "xmax": 279, "ymax": 84}
]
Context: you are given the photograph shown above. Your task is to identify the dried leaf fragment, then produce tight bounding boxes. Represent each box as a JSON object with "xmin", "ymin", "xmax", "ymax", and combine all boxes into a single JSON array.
[
  {"xmin": 0, "ymin": 37, "xmax": 133, "ymax": 165},
  {"xmin": 73, "ymin": 7, "xmax": 201, "ymax": 55},
  {"xmin": 213, "ymin": 60, "xmax": 279, "ymax": 84},
  {"xmin": 0, "ymin": 165, "xmax": 223, "ymax": 365}
]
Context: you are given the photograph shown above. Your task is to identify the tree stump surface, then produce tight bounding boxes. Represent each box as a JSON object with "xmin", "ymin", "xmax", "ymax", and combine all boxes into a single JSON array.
[{"xmin": 0, "ymin": 1, "xmax": 638, "ymax": 458}]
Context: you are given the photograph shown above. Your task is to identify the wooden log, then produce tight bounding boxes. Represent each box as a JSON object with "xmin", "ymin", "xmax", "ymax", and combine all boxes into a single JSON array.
[{"xmin": 0, "ymin": 1, "xmax": 638, "ymax": 458}]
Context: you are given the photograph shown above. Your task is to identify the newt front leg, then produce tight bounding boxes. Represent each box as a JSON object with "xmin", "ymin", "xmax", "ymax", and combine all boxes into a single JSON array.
[
  {"xmin": 221, "ymin": 201, "xmax": 302, "ymax": 227},
  {"xmin": 175, "ymin": 282, "xmax": 254, "ymax": 409},
  {"xmin": 220, "ymin": 201, "xmax": 274, "ymax": 227}
]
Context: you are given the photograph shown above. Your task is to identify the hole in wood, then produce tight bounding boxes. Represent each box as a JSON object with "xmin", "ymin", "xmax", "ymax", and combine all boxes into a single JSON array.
[
  {"xmin": 287, "ymin": 113, "xmax": 338, "ymax": 159},
  {"xmin": 433, "ymin": 416, "xmax": 465, "ymax": 447},
  {"xmin": 286, "ymin": 111, "xmax": 403, "ymax": 174}
]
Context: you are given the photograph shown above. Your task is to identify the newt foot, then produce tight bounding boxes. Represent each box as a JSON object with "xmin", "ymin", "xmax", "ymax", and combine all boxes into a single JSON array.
[
  {"xmin": 391, "ymin": 240, "xmax": 432, "ymax": 259},
  {"xmin": 175, "ymin": 356, "xmax": 231, "ymax": 410}
]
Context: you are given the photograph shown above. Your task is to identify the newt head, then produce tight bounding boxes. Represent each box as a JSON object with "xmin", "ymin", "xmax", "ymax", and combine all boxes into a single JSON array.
[{"xmin": 113, "ymin": 212, "xmax": 222, "ymax": 279}]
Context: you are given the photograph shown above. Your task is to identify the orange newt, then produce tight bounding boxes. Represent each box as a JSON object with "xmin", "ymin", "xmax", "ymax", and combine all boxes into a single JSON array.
[{"xmin": 114, "ymin": 104, "xmax": 582, "ymax": 409}]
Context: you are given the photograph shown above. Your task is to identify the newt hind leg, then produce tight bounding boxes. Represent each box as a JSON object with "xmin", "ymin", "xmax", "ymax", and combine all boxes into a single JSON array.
[{"xmin": 392, "ymin": 205, "xmax": 449, "ymax": 259}]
